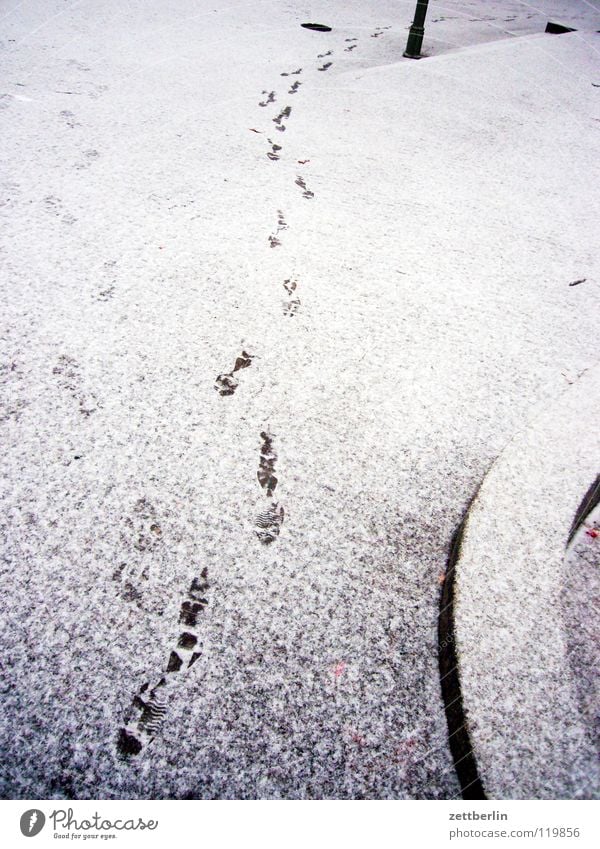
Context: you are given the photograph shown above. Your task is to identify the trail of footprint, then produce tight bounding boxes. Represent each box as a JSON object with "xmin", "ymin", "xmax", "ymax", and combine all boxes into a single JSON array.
[
  {"xmin": 295, "ymin": 175, "xmax": 314, "ymax": 199},
  {"xmin": 318, "ymin": 62, "xmax": 333, "ymax": 72},
  {"xmin": 94, "ymin": 284, "xmax": 115, "ymax": 302},
  {"xmin": 94, "ymin": 258, "xmax": 117, "ymax": 302},
  {"xmin": 288, "ymin": 81, "xmax": 302, "ymax": 95},
  {"xmin": 257, "ymin": 430, "xmax": 277, "ymax": 496},
  {"xmin": 112, "ymin": 498, "xmax": 163, "ymax": 605},
  {"xmin": 266, "ymin": 138, "xmax": 282, "ymax": 161},
  {"xmin": 268, "ymin": 210, "xmax": 287, "ymax": 247},
  {"xmin": 214, "ymin": 350, "xmax": 253, "ymax": 396},
  {"xmin": 259, "ymin": 90, "xmax": 276, "ymax": 107},
  {"xmin": 112, "ymin": 564, "xmax": 143, "ymax": 606},
  {"xmin": 283, "ymin": 278, "xmax": 301, "ymax": 317},
  {"xmin": 116, "ymin": 568, "xmax": 209, "ymax": 758},
  {"xmin": 276, "ymin": 210, "xmax": 287, "ymax": 231},
  {"xmin": 74, "ymin": 149, "xmax": 100, "ymax": 171},
  {"xmin": 43, "ymin": 194, "xmax": 77, "ymax": 225},
  {"xmin": 283, "ymin": 299, "xmax": 300, "ymax": 317},
  {"xmin": 59, "ymin": 109, "xmax": 80, "ymax": 128},
  {"xmin": 123, "ymin": 497, "xmax": 163, "ymax": 554},
  {"xmin": 280, "ymin": 68, "xmax": 302, "ymax": 77},
  {"xmin": 273, "ymin": 105, "xmax": 292, "ymax": 132},
  {"xmin": 53, "ymin": 354, "xmax": 99, "ymax": 416},
  {"xmin": 256, "ymin": 502, "xmax": 285, "ymax": 545},
  {"xmin": 317, "ymin": 51, "xmax": 333, "ymax": 58},
  {"xmin": 255, "ymin": 431, "xmax": 284, "ymax": 544}
]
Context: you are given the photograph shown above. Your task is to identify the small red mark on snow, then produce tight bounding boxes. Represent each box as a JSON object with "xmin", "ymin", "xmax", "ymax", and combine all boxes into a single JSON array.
[
  {"xmin": 333, "ymin": 661, "xmax": 346, "ymax": 678},
  {"xmin": 438, "ymin": 572, "xmax": 446, "ymax": 585},
  {"xmin": 298, "ymin": 159, "xmax": 310, "ymax": 164},
  {"xmin": 392, "ymin": 737, "xmax": 417, "ymax": 762},
  {"xmin": 249, "ymin": 128, "xmax": 262, "ymax": 134},
  {"xmin": 585, "ymin": 528, "xmax": 598, "ymax": 538},
  {"xmin": 350, "ymin": 731, "xmax": 365, "ymax": 746}
]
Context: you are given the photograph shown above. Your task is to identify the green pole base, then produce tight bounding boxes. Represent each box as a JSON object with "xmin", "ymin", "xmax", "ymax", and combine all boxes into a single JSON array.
[{"xmin": 403, "ymin": 25, "xmax": 425, "ymax": 59}]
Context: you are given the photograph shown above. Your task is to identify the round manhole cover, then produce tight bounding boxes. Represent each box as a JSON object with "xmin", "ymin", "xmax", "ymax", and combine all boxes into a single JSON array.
[{"xmin": 301, "ymin": 23, "xmax": 332, "ymax": 32}]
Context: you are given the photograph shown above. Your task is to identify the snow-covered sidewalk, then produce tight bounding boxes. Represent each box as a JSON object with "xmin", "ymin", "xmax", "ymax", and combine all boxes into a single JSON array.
[{"xmin": 1, "ymin": 1, "xmax": 599, "ymax": 799}]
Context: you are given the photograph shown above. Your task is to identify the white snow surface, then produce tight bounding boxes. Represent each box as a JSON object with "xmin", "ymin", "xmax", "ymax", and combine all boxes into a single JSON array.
[{"xmin": 1, "ymin": 1, "xmax": 599, "ymax": 798}]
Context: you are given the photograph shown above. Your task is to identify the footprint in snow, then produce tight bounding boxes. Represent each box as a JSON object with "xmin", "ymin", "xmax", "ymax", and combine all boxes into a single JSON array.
[
  {"xmin": 116, "ymin": 568, "xmax": 210, "ymax": 758},
  {"xmin": 214, "ymin": 350, "xmax": 253, "ymax": 396}
]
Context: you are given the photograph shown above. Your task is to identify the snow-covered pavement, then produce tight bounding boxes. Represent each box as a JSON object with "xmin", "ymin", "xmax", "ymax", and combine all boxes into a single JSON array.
[{"xmin": 1, "ymin": 1, "xmax": 599, "ymax": 799}]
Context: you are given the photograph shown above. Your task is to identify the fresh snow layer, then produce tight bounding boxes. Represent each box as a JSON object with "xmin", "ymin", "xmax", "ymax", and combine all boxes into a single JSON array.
[{"xmin": 1, "ymin": 1, "xmax": 599, "ymax": 798}]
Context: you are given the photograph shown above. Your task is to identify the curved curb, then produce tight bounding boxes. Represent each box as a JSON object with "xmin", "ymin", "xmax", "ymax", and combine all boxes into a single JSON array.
[
  {"xmin": 439, "ymin": 465, "xmax": 599, "ymax": 799},
  {"xmin": 567, "ymin": 474, "xmax": 600, "ymax": 545},
  {"xmin": 449, "ymin": 366, "xmax": 600, "ymax": 798},
  {"xmin": 438, "ymin": 506, "xmax": 487, "ymax": 800},
  {"xmin": 561, "ymin": 497, "xmax": 600, "ymax": 758}
]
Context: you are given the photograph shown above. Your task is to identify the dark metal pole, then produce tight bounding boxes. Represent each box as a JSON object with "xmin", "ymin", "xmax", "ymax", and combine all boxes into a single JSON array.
[{"xmin": 404, "ymin": 0, "xmax": 430, "ymax": 59}]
